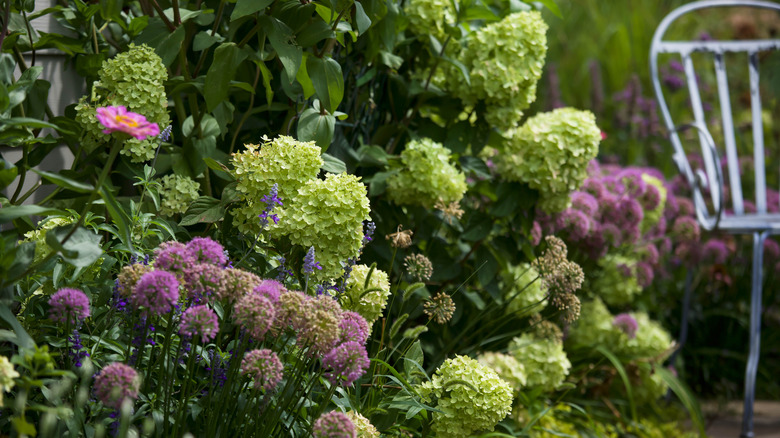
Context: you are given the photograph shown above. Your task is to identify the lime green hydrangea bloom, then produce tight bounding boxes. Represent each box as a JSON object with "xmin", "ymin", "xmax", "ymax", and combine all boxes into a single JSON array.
[
  {"xmin": 641, "ymin": 174, "xmax": 668, "ymax": 231},
  {"xmin": 278, "ymin": 173, "xmax": 371, "ymax": 281},
  {"xmin": 568, "ymin": 299, "xmax": 673, "ymax": 361},
  {"xmin": 158, "ymin": 174, "xmax": 200, "ymax": 217},
  {"xmin": 508, "ymin": 333, "xmax": 571, "ymax": 392},
  {"xmin": 631, "ymin": 366, "xmax": 670, "ymax": 404},
  {"xmin": 404, "ymin": 0, "xmax": 457, "ymax": 40},
  {"xmin": 75, "ymin": 44, "xmax": 169, "ymax": 161},
  {"xmin": 418, "ymin": 355, "xmax": 513, "ymax": 438},
  {"xmin": 340, "ymin": 264, "xmax": 391, "ymax": 325},
  {"xmin": 496, "ymin": 108, "xmax": 601, "ymax": 212},
  {"xmin": 23, "ymin": 216, "xmax": 74, "ymax": 264},
  {"xmin": 231, "ymin": 136, "xmax": 323, "ymax": 236},
  {"xmin": 590, "ymin": 254, "xmax": 642, "ymax": 306},
  {"xmin": 0, "ymin": 355, "xmax": 19, "ymax": 406},
  {"xmin": 477, "ymin": 351, "xmax": 527, "ymax": 391},
  {"xmin": 503, "ymin": 263, "xmax": 547, "ymax": 315},
  {"xmin": 456, "ymin": 12, "xmax": 548, "ymax": 131},
  {"xmin": 345, "ymin": 411, "xmax": 380, "ymax": 438},
  {"xmin": 386, "ymin": 138, "xmax": 467, "ymax": 208}
]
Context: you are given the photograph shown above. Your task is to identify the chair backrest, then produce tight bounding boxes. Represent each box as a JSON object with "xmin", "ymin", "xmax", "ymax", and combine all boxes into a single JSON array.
[{"xmin": 650, "ymin": 0, "xmax": 780, "ymax": 230}]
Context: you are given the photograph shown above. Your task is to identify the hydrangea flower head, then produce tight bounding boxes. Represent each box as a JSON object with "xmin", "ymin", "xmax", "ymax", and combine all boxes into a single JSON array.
[
  {"xmin": 477, "ymin": 351, "xmax": 527, "ymax": 391},
  {"xmin": 179, "ymin": 305, "xmax": 219, "ymax": 342},
  {"xmin": 418, "ymin": 355, "xmax": 513, "ymax": 437},
  {"xmin": 322, "ymin": 341, "xmax": 370, "ymax": 386},
  {"xmin": 132, "ymin": 270, "xmax": 180, "ymax": 315},
  {"xmin": 231, "ymin": 136, "xmax": 323, "ymax": 235},
  {"xmin": 96, "ymin": 105, "xmax": 160, "ymax": 140},
  {"xmin": 592, "ymin": 254, "xmax": 642, "ymax": 306},
  {"xmin": 75, "ymin": 44, "xmax": 169, "ymax": 162},
  {"xmin": 313, "ymin": 411, "xmax": 356, "ymax": 438},
  {"xmin": 404, "ymin": 0, "xmax": 457, "ymax": 40},
  {"xmin": 158, "ymin": 175, "xmax": 200, "ymax": 217},
  {"xmin": 386, "ymin": 138, "xmax": 467, "ymax": 208},
  {"xmin": 496, "ymin": 108, "xmax": 601, "ymax": 212},
  {"xmin": 233, "ymin": 293, "xmax": 275, "ymax": 340},
  {"xmin": 240, "ymin": 349, "xmax": 283, "ymax": 391},
  {"xmin": 186, "ymin": 237, "xmax": 227, "ymax": 266},
  {"xmin": 340, "ymin": 264, "xmax": 391, "ymax": 325},
  {"xmin": 509, "ymin": 333, "xmax": 571, "ymax": 392},
  {"xmin": 48, "ymin": 288, "xmax": 90, "ymax": 325},
  {"xmin": 345, "ymin": 411, "xmax": 379, "ymax": 438},
  {"xmin": 503, "ymin": 263, "xmax": 547, "ymax": 315},
  {"xmin": 276, "ymin": 173, "xmax": 371, "ymax": 281},
  {"xmin": 93, "ymin": 363, "xmax": 141, "ymax": 409},
  {"xmin": 0, "ymin": 355, "xmax": 19, "ymax": 405}
]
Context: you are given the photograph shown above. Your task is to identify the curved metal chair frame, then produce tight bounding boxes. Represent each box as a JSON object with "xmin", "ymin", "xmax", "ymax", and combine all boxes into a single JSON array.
[{"xmin": 650, "ymin": 1, "xmax": 780, "ymax": 437}]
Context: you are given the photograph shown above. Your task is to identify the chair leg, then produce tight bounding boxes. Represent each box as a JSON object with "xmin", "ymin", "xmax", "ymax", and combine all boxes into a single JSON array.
[{"xmin": 741, "ymin": 231, "xmax": 767, "ymax": 438}]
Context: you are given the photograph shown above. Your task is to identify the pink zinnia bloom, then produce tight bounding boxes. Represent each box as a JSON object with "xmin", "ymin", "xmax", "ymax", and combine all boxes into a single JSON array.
[{"xmin": 95, "ymin": 105, "xmax": 160, "ymax": 140}]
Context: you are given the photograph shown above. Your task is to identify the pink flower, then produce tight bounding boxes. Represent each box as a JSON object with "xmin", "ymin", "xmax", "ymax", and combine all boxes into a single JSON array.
[{"xmin": 95, "ymin": 105, "xmax": 160, "ymax": 140}]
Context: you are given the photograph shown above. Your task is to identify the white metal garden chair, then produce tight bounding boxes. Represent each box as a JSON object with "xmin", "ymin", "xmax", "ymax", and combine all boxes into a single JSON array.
[{"xmin": 650, "ymin": 1, "xmax": 780, "ymax": 437}]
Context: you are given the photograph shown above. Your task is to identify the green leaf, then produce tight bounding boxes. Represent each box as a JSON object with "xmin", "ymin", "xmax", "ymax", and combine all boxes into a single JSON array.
[
  {"xmin": 596, "ymin": 346, "xmax": 637, "ymax": 424},
  {"xmin": 307, "ymin": 56, "xmax": 344, "ymax": 113},
  {"xmin": 45, "ymin": 225, "xmax": 103, "ymax": 268},
  {"xmin": 193, "ymin": 31, "xmax": 222, "ymax": 51},
  {"xmin": 535, "ymin": 0, "xmax": 562, "ymax": 18},
  {"xmin": 354, "ymin": 1, "xmax": 372, "ymax": 34},
  {"xmin": 295, "ymin": 19, "xmax": 334, "ymax": 47},
  {"xmin": 205, "ymin": 43, "xmax": 248, "ymax": 112},
  {"xmin": 32, "ymin": 169, "xmax": 93, "ymax": 193},
  {"xmin": 0, "ymin": 117, "xmax": 59, "ymax": 130},
  {"xmin": 99, "ymin": 186, "xmax": 135, "ymax": 254},
  {"xmin": 231, "ymin": 0, "xmax": 274, "ymax": 20},
  {"xmin": 297, "ymin": 107, "xmax": 335, "ymax": 151},
  {"xmin": 180, "ymin": 196, "xmax": 225, "ymax": 226},
  {"xmin": 295, "ymin": 53, "xmax": 316, "ymax": 99},
  {"xmin": 0, "ymin": 159, "xmax": 18, "ymax": 190},
  {"xmin": 136, "ymin": 19, "xmax": 185, "ymax": 67},
  {"xmin": 257, "ymin": 61, "xmax": 274, "ymax": 107},
  {"xmin": 0, "ymin": 306, "xmax": 35, "ymax": 350},
  {"xmin": 461, "ymin": 215, "xmax": 492, "ymax": 241},
  {"xmin": 99, "ymin": 0, "xmax": 123, "ymax": 21},
  {"xmin": 0, "ymin": 205, "xmax": 63, "ymax": 223},
  {"xmin": 321, "ymin": 153, "xmax": 346, "ymax": 173},
  {"xmin": 259, "ymin": 15, "xmax": 302, "ymax": 84},
  {"xmin": 441, "ymin": 54, "xmax": 470, "ymax": 86}
]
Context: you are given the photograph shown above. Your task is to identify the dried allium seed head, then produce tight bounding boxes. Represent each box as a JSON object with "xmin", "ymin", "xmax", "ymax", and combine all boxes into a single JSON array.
[
  {"xmin": 424, "ymin": 292, "xmax": 456, "ymax": 324},
  {"xmin": 386, "ymin": 225, "xmax": 414, "ymax": 248},
  {"xmin": 404, "ymin": 253, "xmax": 434, "ymax": 282}
]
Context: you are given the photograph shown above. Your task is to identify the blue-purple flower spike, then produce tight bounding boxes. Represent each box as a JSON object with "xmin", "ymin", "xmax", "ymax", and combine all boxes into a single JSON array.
[
  {"xmin": 259, "ymin": 184, "xmax": 283, "ymax": 229},
  {"xmin": 303, "ymin": 246, "xmax": 322, "ymax": 275}
]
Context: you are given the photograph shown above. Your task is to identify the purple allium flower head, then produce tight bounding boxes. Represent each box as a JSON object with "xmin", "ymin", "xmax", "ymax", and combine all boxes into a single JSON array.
[
  {"xmin": 338, "ymin": 311, "xmax": 370, "ymax": 345},
  {"xmin": 570, "ymin": 191, "xmax": 598, "ymax": 216},
  {"xmin": 179, "ymin": 305, "xmax": 219, "ymax": 342},
  {"xmin": 617, "ymin": 198, "xmax": 644, "ymax": 227},
  {"xmin": 154, "ymin": 242, "xmax": 193, "ymax": 273},
  {"xmin": 613, "ymin": 313, "xmax": 639, "ymax": 339},
  {"xmin": 132, "ymin": 270, "xmax": 179, "ymax": 316},
  {"xmin": 635, "ymin": 262, "xmax": 654, "ymax": 288},
  {"xmin": 530, "ymin": 221, "xmax": 542, "ymax": 246},
  {"xmin": 621, "ymin": 224, "xmax": 641, "ymax": 245},
  {"xmin": 233, "ymin": 293, "xmax": 275, "ymax": 340},
  {"xmin": 186, "ymin": 237, "xmax": 227, "ymax": 266},
  {"xmin": 582, "ymin": 177, "xmax": 606, "ymax": 200},
  {"xmin": 117, "ymin": 264, "xmax": 153, "ymax": 297},
  {"xmin": 217, "ymin": 268, "xmax": 261, "ymax": 302},
  {"xmin": 669, "ymin": 60, "xmax": 684, "ymax": 72},
  {"xmin": 303, "ymin": 246, "xmax": 323, "ymax": 275},
  {"xmin": 602, "ymin": 176, "xmax": 626, "ymax": 196},
  {"xmin": 253, "ymin": 279, "xmax": 286, "ymax": 304},
  {"xmin": 639, "ymin": 183, "xmax": 662, "ymax": 211},
  {"xmin": 640, "ymin": 243, "xmax": 660, "ymax": 266},
  {"xmin": 313, "ymin": 411, "xmax": 356, "ymax": 438},
  {"xmin": 672, "ymin": 216, "xmax": 701, "ymax": 241},
  {"xmin": 273, "ymin": 290, "xmax": 311, "ymax": 334},
  {"xmin": 240, "ymin": 349, "xmax": 283, "ymax": 392},
  {"xmin": 702, "ymin": 239, "xmax": 730, "ymax": 265},
  {"xmin": 617, "ymin": 169, "xmax": 647, "ymax": 197},
  {"xmin": 617, "ymin": 263, "xmax": 633, "ymax": 278},
  {"xmin": 299, "ymin": 295, "xmax": 343, "ymax": 357},
  {"xmin": 322, "ymin": 341, "xmax": 370, "ymax": 386},
  {"xmin": 765, "ymin": 239, "xmax": 780, "ymax": 260},
  {"xmin": 48, "ymin": 288, "xmax": 90, "ymax": 325},
  {"xmin": 676, "ymin": 198, "xmax": 695, "ymax": 217},
  {"xmin": 93, "ymin": 363, "xmax": 141, "ymax": 409},
  {"xmin": 183, "ymin": 263, "xmax": 223, "ymax": 304},
  {"xmin": 561, "ymin": 209, "xmax": 592, "ymax": 241}
]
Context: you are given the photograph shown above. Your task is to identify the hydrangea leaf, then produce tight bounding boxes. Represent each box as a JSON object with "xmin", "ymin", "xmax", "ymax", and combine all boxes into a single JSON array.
[
  {"xmin": 205, "ymin": 43, "xmax": 248, "ymax": 112},
  {"xmin": 307, "ymin": 56, "xmax": 345, "ymax": 113}
]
